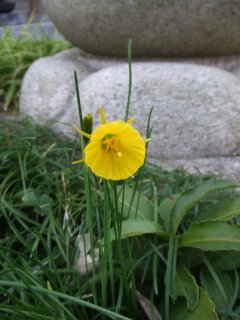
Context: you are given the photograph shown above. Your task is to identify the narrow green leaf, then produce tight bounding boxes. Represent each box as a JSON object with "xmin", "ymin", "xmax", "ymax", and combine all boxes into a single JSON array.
[
  {"xmin": 0, "ymin": 280, "xmax": 131, "ymax": 320},
  {"xmin": 159, "ymin": 194, "xmax": 180, "ymax": 231},
  {"xmin": 109, "ymin": 219, "xmax": 167, "ymax": 241},
  {"xmin": 117, "ymin": 186, "xmax": 153, "ymax": 221},
  {"xmin": 171, "ymin": 288, "xmax": 218, "ymax": 320},
  {"xmin": 211, "ymin": 251, "xmax": 240, "ymax": 271},
  {"xmin": 200, "ymin": 271, "xmax": 233, "ymax": 314},
  {"xmin": 193, "ymin": 198, "xmax": 240, "ymax": 223},
  {"xmin": 171, "ymin": 266, "xmax": 199, "ymax": 311},
  {"xmin": 3, "ymin": 82, "xmax": 15, "ymax": 111},
  {"xmin": 179, "ymin": 221, "xmax": 240, "ymax": 251},
  {"xmin": 170, "ymin": 180, "xmax": 239, "ymax": 233}
]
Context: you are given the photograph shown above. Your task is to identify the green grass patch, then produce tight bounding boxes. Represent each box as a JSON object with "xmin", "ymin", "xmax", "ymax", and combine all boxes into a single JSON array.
[
  {"xmin": 0, "ymin": 26, "xmax": 72, "ymax": 112},
  {"xmin": 1, "ymin": 118, "xmax": 239, "ymax": 319}
]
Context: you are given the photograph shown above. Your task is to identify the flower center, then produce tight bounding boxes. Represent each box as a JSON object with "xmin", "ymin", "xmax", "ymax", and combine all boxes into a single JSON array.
[{"xmin": 102, "ymin": 134, "xmax": 122, "ymax": 157}]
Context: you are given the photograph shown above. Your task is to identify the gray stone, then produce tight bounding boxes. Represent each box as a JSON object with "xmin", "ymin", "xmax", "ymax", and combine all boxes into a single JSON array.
[
  {"xmin": 152, "ymin": 157, "xmax": 240, "ymax": 180},
  {"xmin": 19, "ymin": 49, "xmax": 240, "ymax": 178},
  {"xmin": 49, "ymin": 48, "xmax": 240, "ymax": 76},
  {"xmin": 42, "ymin": 0, "xmax": 240, "ymax": 57},
  {"xmin": 20, "ymin": 49, "xmax": 92, "ymax": 135},
  {"xmin": 74, "ymin": 63, "xmax": 240, "ymax": 160}
]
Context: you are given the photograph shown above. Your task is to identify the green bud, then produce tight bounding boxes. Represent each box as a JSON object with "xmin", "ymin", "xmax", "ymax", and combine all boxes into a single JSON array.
[{"xmin": 82, "ymin": 113, "xmax": 93, "ymax": 146}]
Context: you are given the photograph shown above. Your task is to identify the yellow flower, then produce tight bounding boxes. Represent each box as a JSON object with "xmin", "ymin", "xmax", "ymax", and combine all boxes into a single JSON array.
[{"xmin": 73, "ymin": 108, "xmax": 149, "ymax": 181}]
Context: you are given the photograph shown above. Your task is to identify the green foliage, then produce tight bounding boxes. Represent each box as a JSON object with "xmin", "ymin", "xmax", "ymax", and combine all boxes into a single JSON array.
[
  {"xmin": 170, "ymin": 288, "xmax": 218, "ymax": 320},
  {"xmin": 111, "ymin": 178, "xmax": 240, "ymax": 319},
  {"xmin": 171, "ymin": 265, "xmax": 199, "ymax": 311},
  {"xmin": 0, "ymin": 26, "xmax": 72, "ymax": 112},
  {"xmin": 179, "ymin": 221, "xmax": 240, "ymax": 251},
  {"xmin": 117, "ymin": 185, "xmax": 154, "ymax": 220},
  {"xmin": 109, "ymin": 219, "xmax": 167, "ymax": 240},
  {"xmin": 1, "ymin": 118, "xmax": 240, "ymax": 319}
]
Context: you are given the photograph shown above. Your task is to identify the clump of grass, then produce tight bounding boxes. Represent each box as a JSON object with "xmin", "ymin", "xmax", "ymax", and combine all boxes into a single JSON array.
[
  {"xmin": 1, "ymin": 117, "xmax": 237, "ymax": 319},
  {"xmin": 0, "ymin": 27, "xmax": 72, "ymax": 112}
]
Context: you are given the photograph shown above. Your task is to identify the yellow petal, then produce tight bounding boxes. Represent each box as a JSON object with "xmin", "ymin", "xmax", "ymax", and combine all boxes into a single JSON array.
[{"xmin": 84, "ymin": 121, "xmax": 146, "ymax": 180}]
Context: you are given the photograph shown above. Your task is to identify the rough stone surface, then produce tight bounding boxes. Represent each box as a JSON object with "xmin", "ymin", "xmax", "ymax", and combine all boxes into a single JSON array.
[
  {"xmin": 152, "ymin": 157, "xmax": 240, "ymax": 180},
  {"xmin": 74, "ymin": 63, "xmax": 240, "ymax": 160},
  {"xmin": 42, "ymin": 0, "xmax": 240, "ymax": 57},
  {"xmin": 53, "ymin": 48, "xmax": 240, "ymax": 76},
  {"xmin": 19, "ymin": 49, "xmax": 240, "ymax": 178},
  {"xmin": 20, "ymin": 49, "xmax": 92, "ymax": 135}
]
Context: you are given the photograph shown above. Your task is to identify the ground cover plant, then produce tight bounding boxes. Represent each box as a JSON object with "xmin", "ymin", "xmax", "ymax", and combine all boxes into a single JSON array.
[
  {"xmin": 0, "ymin": 26, "xmax": 72, "ymax": 112},
  {"xmin": 1, "ymin": 35, "xmax": 240, "ymax": 319},
  {"xmin": 1, "ymin": 113, "xmax": 240, "ymax": 320}
]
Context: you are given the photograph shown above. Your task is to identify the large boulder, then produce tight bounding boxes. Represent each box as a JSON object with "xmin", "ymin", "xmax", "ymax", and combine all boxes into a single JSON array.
[
  {"xmin": 75, "ymin": 63, "xmax": 240, "ymax": 160},
  {"xmin": 20, "ymin": 49, "xmax": 92, "ymax": 135},
  {"xmin": 42, "ymin": 0, "xmax": 240, "ymax": 57},
  {"xmin": 20, "ymin": 49, "xmax": 240, "ymax": 178}
]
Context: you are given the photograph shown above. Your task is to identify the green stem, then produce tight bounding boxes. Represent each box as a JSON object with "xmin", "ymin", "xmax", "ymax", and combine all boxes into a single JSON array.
[
  {"xmin": 112, "ymin": 182, "xmax": 121, "ymax": 238},
  {"xmin": 101, "ymin": 180, "xmax": 113, "ymax": 309},
  {"xmin": 84, "ymin": 163, "xmax": 97, "ymax": 304},
  {"xmin": 125, "ymin": 39, "xmax": 132, "ymax": 122},
  {"xmin": 165, "ymin": 235, "xmax": 175, "ymax": 320}
]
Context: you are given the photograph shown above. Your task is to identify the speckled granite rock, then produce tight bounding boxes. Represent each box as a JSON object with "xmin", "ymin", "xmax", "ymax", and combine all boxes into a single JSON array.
[
  {"xmin": 39, "ymin": 48, "xmax": 240, "ymax": 75},
  {"xmin": 153, "ymin": 157, "xmax": 240, "ymax": 180},
  {"xmin": 20, "ymin": 49, "xmax": 240, "ymax": 157},
  {"xmin": 42, "ymin": 0, "xmax": 240, "ymax": 57},
  {"xmin": 20, "ymin": 49, "xmax": 92, "ymax": 135},
  {"xmin": 20, "ymin": 49, "xmax": 240, "ymax": 178},
  {"xmin": 75, "ymin": 63, "xmax": 240, "ymax": 160}
]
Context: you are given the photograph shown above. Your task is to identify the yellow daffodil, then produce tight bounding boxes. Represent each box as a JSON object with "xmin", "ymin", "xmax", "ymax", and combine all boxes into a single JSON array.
[{"xmin": 73, "ymin": 108, "xmax": 149, "ymax": 181}]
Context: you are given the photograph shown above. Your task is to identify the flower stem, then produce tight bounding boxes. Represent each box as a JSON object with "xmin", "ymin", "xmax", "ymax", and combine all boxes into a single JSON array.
[
  {"xmin": 84, "ymin": 163, "xmax": 98, "ymax": 304},
  {"xmin": 165, "ymin": 235, "xmax": 176, "ymax": 320}
]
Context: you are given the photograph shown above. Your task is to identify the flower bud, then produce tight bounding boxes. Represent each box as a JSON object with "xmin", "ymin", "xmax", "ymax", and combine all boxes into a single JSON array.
[{"xmin": 82, "ymin": 113, "xmax": 93, "ymax": 146}]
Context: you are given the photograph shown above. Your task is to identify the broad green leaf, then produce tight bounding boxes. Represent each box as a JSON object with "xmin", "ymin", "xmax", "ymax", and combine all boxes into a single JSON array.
[
  {"xmin": 159, "ymin": 194, "xmax": 180, "ymax": 231},
  {"xmin": 117, "ymin": 186, "xmax": 153, "ymax": 220},
  {"xmin": 170, "ymin": 180, "xmax": 239, "ymax": 233},
  {"xmin": 179, "ymin": 221, "xmax": 240, "ymax": 251},
  {"xmin": 171, "ymin": 288, "xmax": 218, "ymax": 320},
  {"xmin": 193, "ymin": 198, "xmax": 240, "ymax": 223},
  {"xmin": 39, "ymin": 194, "xmax": 53, "ymax": 215},
  {"xmin": 171, "ymin": 266, "xmax": 199, "ymax": 311},
  {"xmin": 200, "ymin": 271, "xmax": 233, "ymax": 314},
  {"xmin": 21, "ymin": 188, "xmax": 39, "ymax": 206},
  {"xmin": 109, "ymin": 219, "xmax": 167, "ymax": 241}
]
